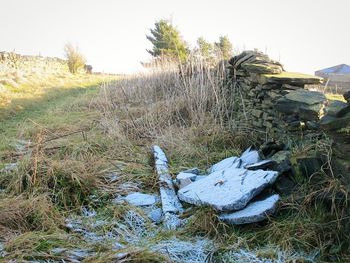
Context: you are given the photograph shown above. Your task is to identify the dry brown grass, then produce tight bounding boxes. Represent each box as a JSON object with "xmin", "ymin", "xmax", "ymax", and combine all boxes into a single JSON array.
[
  {"xmin": 95, "ymin": 56, "xmax": 239, "ymax": 140},
  {"xmin": 0, "ymin": 194, "xmax": 63, "ymax": 237}
]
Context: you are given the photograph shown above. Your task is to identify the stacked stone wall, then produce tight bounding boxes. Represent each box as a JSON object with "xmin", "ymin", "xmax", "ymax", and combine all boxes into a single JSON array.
[{"xmin": 227, "ymin": 51, "xmax": 350, "ymax": 135}]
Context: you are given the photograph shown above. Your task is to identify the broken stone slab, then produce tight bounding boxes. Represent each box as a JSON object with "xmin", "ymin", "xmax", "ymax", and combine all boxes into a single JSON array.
[
  {"xmin": 271, "ymin": 150, "xmax": 292, "ymax": 174},
  {"xmin": 152, "ymin": 146, "xmax": 183, "ymax": 214},
  {"xmin": 284, "ymin": 89, "xmax": 327, "ymax": 105},
  {"xmin": 182, "ymin": 167, "xmax": 201, "ymax": 175},
  {"xmin": 319, "ymin": 112, "xmax": 350, "ymax": 130},
  {"xmin": 178, "ymin": 168, "xmax": 279, "ymax": 212},
  {"xmin": 147, "ymin": 208, "xmax": 163, "ymax": 224},
  {"xmin": 177, "ymin": 172, "xmax": 197, "ymax": 181},
  {"xmin": 325, "ymin": 100, "xmax": 350, "ymax": 117},
  {"xmin": 124, "ymin": 192, "xmax": 159, "ymax": 207},
  {"xmin": 275, "ymin": 98, "xmax": 324, "ymax": 121},
  {"xmin": 209, "ymin": 156, "xmax": 241, "ymax": 173},
  {"xmin": 260, "ymin": 72, "xmax": 323, "ymax": 86},
  {"xmin": 245, "ymin": 160, "xmax": 275, "ymax": 170},
  {"xmin": 194, "ymin": 175, "xmax": 207, "ymax": 181},
  {"xmin": 343, "ymin": 90, "xmax": 350, "ymax": 103},
  {"xmin": 241, "ymin": 63, "xmax": 282, "ymax": 74},
  {"xmin": 218, "ymin": 194, "xmax": 280, "ymax": 225},
  {"xmin": 176, "ymin": 172, "xmax": 198, "ymax": 189},
  {"xmin": 240, "ymin": 148, "xmax": 260, "ymax": 166}
]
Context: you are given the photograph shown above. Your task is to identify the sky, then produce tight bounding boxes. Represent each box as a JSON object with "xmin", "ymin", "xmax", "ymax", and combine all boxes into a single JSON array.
[{"xmin": 1, "ymin": 0, "xmax": 349, "ymax": 74}]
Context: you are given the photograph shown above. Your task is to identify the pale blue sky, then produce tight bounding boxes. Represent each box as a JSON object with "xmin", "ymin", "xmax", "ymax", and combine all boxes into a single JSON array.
[{"xmin": 1, "ymin": 0, "xmax": 349, "ymax": 74}]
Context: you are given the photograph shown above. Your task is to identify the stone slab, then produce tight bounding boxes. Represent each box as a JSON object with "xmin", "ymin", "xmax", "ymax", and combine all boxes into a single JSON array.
[
  {"xmin": 124, "ymin": 192, "xmax": 158, "ymax": 207},
  {"xmin": 218, "ymin": 194, "xmax": 280, "ymax": 225},
  {"xmin": 325, "ymin": 100, "xmax": 350, "ymax": 117},
  {"xmin": 153, "ymin": 146, "xmax": 183, "ymax": 214},
  {"xmin": 209, "ymin": 156, "xmax": 241, "ymax": 173},
  {"xmin": 178, "ymin": 168, "xmax": 279, "ymax": 212}
]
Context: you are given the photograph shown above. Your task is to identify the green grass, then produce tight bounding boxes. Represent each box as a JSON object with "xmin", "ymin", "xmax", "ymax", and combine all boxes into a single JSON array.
[{"xmin": 0, "ymin": 75, "xmax": 115, "ymax": 158}]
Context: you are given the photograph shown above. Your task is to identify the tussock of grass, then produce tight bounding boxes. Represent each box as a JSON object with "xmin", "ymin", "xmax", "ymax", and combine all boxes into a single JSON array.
[
  {"xmin": 4, "ymin": 231, "xmax": 74, "ymax": 261},
  {"xmin": 184, "ymin": 206, "xmax": 229, "ymax": 238},
  {"xmin": 0, "ymin": 194, "xmax": 63, "ymax": 236},
  {"xmin": 84, "ymin": 248, "xmax": 170, "ymax": 263}
]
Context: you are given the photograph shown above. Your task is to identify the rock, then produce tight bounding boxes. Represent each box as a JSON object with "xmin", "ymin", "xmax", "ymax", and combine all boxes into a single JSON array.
[
  {"xmin": 148, "ymin": 208, "xmax": 163, "ymax": 224},
  {"xmin": 182, "ymin": 167, "xmax": 201, "ymax": 175},
  {"xmin": 177, "ymin": 172, "xmax": 197, "ymax": 181},
  {"xmin": 284, "ymin": 89, "xmax": 326, "ymax": 105},
  {"xmin": 194, "ymin": 175, "xmax": 207, "ymax": 181},
  {"xmin": 152, "ymin": 146, "xmax": 183, "ymax": 214},
  {"xmin": 275, "ymin": 90, "xmax": 327, "ymax": 121},
  {"xmin": 274, "ymin": 176, "xmax": 295, "ymax": 196},
  {"xmin": 271, "ymin": 150, "xmax": 292, "ymax": 174},
  {"xmin": 261, "ymin": 72, "xmax": 323, "ymax": 86},
  {"xmin": 178, "ymin": 168, "xmax": 279, "ymax": 212},
  {"xmin": 176, "ymin": 172, "xmax": 197, "ymax": 189},
  {"xmin": 319, "ymin": 112, "xmax": 350, "ymax": 130},
  {"xmin": 275, "ymin": 98, "xmax": 324, "ymax": 121},
  {"xmin": 245, "ymin": 160, "xmax": 275, "ymax": 170},
  {"xmin": 209, "ymin": 156, "xmax": 241, "ymax": 173},
  {"xmin": 124, "ymin": 192, "xmax": 158, "ymax": 207},
  {"xmin": 271, "ymin": 150, "xmax": 291, "ymax": 164},
  {"xmin": 218, "ymin": 194, "xmax": 280, "ymax": 225},
  {"xmin": 306, "ymin": 121, "xmax": 319, "ymax": 130},
  {"xmin": 260, "ymin": 141, "xmax": 285, "ymax": 158},
  {"xmin": 343, "ymin": 90, "xmax": 350, "ymax": 103},
  {"xmin": 240, "ymin": 148, "xmax": 260, "ymax": 166},
  {"xmin": 325, "ymin": 100, "xmax": 350, "ymax": 117},
  {"xmin": 241, "ymin": 63, "xmax": 282, "ymax": 74},
  {"xmin": 281, "ymin": 83, "xmax": 303, "ymax": 90}
]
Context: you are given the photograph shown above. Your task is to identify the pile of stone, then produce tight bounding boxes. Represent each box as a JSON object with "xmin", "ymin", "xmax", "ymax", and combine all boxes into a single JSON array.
[
  {"xmin": 150, "ymin": 145, "xmax": 282, "ymax": 227},
  {"xmin": 227, "ymin": 51, "xmax": 326, "ymax": 133},
  {"xmin": 320, "ymin": 98, "xmax": 350, "ymax": 130}
]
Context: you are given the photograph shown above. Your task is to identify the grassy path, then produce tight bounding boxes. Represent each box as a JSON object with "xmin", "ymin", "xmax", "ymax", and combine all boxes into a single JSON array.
[{"xmin": 0, "ymin": 79, "xmax": 108, "ymax": 161}]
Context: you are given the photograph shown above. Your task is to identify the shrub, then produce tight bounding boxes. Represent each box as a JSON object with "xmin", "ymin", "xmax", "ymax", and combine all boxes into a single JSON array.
[{"xmin": 63, "ymin": 43, "xmax": 86, "ymax": 74}]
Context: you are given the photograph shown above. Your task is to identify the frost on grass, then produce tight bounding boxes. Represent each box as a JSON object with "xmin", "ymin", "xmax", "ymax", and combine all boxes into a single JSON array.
[
  {"xmin": 217, "ymin": 248, "xmax": 319, "ymax": 263},
  {"xmin": 153, "ymin": 237, "xmax": 213, "ymax": 263}
]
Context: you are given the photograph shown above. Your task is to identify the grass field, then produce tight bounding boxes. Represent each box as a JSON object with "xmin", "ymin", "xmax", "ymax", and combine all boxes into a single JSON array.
[{"xmin": 0, "ymin": 65, "xmax": 349, "ymax": 262}]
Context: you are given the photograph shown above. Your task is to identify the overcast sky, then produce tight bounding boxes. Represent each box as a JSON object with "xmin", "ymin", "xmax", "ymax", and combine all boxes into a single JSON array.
[{"xmin": 1, "ymin": 0, "xmax": 349, "ymax": 74}]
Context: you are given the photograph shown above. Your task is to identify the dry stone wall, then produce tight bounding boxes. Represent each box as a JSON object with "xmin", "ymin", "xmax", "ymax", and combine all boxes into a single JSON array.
[
  {"xmin": 0, "ymin": 51, "xmax": 68, "ymax": 76},
  {"xmin": 226, "ymin": 51, "xmax": 350, "ymax": 134}
]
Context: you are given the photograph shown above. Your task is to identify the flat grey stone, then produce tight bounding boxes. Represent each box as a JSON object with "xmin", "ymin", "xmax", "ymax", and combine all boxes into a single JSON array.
[
  {"xmin": 182, "ymin": 167, "xmax": 200, "ymax": 175},
  {"xmin": 319, "ymin": 112, "xmax": 350, "ymax": 130},
  {"xmin": 240, "ymin": 149, "xmax": 260, "ymax": 166},
  {"xmin": 325, "ymin": 100, "xmax": 350, "ymax": 117},
  {"xmin": 178, "ymin": 168, "xmax": 279, "ymax": 212},
  {"xmin": 271, "ymin": 151, "xmax": 291, "ymax": 164},
  {"xmin": 218, "ymin": 194, "xmax": 280, "ymax": 225},
  {"xmin": 245, "ymin": 160, "xmax": 275, "ymax": 170},
  {"xmin": 275, "ymin": 98, "xmax": 324, "ymax": 121},
  {"xmin": 125, "ymin": 192, "xmax": 158, "ymax": 206},
  {"xmin": 194, "ymin": 175, "xmax": 207, "ymax": 181},
  {"xmin": 177, "ymin": 172, "xmax": 197, "ymax": 181},
  {"xmin": 176, "ymin": 172, "xmax": 198, "ymax": 189},
  {"xmin": 284, "ymin": 89, "xmax": 326, "ymax": 105},
  {"xmin": 153, "ymin": 146, "xmax": 183, "ymax": 214},
  {"xmin": 148, "ymin": 208, "xmax": 163, "ymax": 224},
  {"xmin": 209, "ymin": 156, "xmax": 241, "ymax": 173}
]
